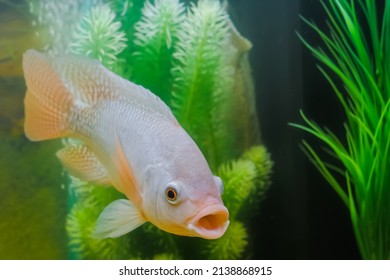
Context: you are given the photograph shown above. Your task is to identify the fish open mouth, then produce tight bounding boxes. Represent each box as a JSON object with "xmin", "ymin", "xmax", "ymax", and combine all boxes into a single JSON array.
[{"xmin": 187, "ymin": 204, "xmax": 229, "ymax": 239}]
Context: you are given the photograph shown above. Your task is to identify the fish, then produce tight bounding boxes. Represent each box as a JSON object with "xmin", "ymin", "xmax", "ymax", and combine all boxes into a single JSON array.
[{"xmin": 22, "ymin": 49, "xmax": 229, "ymax": 239}]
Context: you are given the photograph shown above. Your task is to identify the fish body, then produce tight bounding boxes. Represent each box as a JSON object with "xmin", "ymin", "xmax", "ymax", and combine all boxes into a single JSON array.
[{"xmin": 23, "ymin": 50, "xmax": 229, "ymax": 239}]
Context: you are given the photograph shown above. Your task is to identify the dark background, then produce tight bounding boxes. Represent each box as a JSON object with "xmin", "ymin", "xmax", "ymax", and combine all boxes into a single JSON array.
[{"xmin": 229, "ymin": 0, "xmax": 362, "ymax": 259}]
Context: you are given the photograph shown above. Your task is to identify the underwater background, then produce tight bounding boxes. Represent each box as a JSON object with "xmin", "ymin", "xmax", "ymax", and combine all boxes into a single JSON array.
[{"xmin": 1, "ymin": 0, "xmax": 388, "ymax": 259}]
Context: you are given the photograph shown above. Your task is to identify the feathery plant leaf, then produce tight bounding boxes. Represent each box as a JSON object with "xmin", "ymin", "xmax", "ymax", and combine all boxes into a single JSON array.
[
  {"xmin": 66, "ymin": 183, "xmax": 132, "ymax": 260},
  {"xmin": 293, "ymin": 0, "xmax": 390, "ymax": 259},
  {"xmin": 171, "ymin": 0, "xmax": 229, "ymax": 171},
  {"xmin": 218, "ymin": 159, "xmax": 256, "ymax": 219},
  {"xmin": 206, "ymin": 221, "xmax": 248, "ymax": 260},
  {"xmin": 27, "ymin": 0, "xmax": 103, "ymax": 54},
  {"xmin": 153, "ymin": 252, "xmax": 181, "ymax": 260},
  {"xmin": 243, "ymin": 145, "xmax": 273, "ymax": 196},
  {"xmin": 131, "ymin": 0, "xmax": 184, "ymax": 104},
  {"xmin": 108, "ymin": 0, "xmax": 145, "ymax": 79},
  {"xmin": 218, "ymin": 145, "xmax": 273, "ymax": 219},
  {"xmin": 70, "ymin": 4, "xmax": 127, "ymax": 71}
]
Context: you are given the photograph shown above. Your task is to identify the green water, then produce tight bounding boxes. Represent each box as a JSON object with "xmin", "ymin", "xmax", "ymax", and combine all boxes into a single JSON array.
[
  {"xmin": 0, "ymin": 80, "xmax": 67, "ymax": 259},
  {"xmin": 0, "ymin": 2, "xmax": 65, "ymax": 258}
]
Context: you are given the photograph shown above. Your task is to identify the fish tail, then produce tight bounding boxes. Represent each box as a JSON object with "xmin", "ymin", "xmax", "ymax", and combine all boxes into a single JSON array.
[{"xmin": 23, "ymin": 50, "xmax": 74, "ymax": 141}]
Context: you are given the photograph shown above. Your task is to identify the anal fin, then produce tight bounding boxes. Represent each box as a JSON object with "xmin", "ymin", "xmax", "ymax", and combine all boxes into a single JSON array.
[{"xmin": 57, "ymin": 144, "xmax": 110, "ymax": 185}]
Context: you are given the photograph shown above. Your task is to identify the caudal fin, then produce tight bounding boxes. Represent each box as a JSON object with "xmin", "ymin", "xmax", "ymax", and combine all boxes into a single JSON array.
[{"xmin": 23, "ymin": 50, "xmax": 73, "ymax": 141}]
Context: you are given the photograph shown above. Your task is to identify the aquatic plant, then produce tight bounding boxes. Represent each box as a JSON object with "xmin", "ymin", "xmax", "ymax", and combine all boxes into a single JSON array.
[
  {"xmin": 205, "ymin": 145, "xmax": 271, "ymax": 259},
  {"xmin": 131, "ymin": 0, "xmax": 184, "ymax": 103},
  {"xmin": 170, "ymin": 0, "xmax": 230, "ymax": 170},
  {"xmin": 28, "ymin": 0, "xmax": 272, "ymax": 260},
  {"xmin": 69, "ymin": 4, "xmax": 127, "ymax": 70},
  {"xmin": 66, "ymin": 183, "xmax": 132, "ymax": 259},
  {"xmin": 292, "ymin": 0, "xmax": 390, "ymax": 259},
  {"xmin": 206, "ymin": 221, "xmax": 248, "ymax": 260},
  {"xmin": 27, "ymin": 0, "xmax": 104, "ymax": 54},
  {"xmin": 218, "ymin": 158, "xmax": 257, "ymax": 218}
]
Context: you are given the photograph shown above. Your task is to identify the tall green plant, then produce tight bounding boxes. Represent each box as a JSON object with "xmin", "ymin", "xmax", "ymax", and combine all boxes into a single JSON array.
[
  {"xmin": 131, "ymin": 0, "xmax": 184, "ymax": 104},
  {"xmin": 171, "ymin": 0, "xmax": 230, "ymax": 170},
  {"xmin": 292, "ymin": 0, "xmax": 390, "ymax": 259},
  {"xmin": 69, "ymin": 4, "xmax": 127, "ymax": 70}
]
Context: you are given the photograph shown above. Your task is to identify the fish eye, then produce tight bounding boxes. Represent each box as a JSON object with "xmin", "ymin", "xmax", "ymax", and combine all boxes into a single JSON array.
[{"xmin": 165, "ymin": 186, "xmax": 179, "ymax": 204}]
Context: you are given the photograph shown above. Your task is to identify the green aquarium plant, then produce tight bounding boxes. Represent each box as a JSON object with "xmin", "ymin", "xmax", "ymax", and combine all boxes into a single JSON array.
[
  {"xmin": 131, "ymin": 0, "xmax": 184, "ymax": 104},
  {"xmin": 69, "ymin": 4, "xmax": 127, "ymax": 70},
  {"xmin": 28, "ymin": 0, "xmax": 272, "ymax": 259},
  {"xmin": 292, "ymin": 0, "xmax": 390, "ymax": 259}
]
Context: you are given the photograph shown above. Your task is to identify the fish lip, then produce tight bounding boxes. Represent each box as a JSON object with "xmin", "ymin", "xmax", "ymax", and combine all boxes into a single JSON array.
[{"xmin": 187, "ymin": 204, "xmax": 230, "ymax": 239}]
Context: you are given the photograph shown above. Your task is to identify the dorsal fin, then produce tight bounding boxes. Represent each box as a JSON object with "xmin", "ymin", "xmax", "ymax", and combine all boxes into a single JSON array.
[{"xmin": 50, "ymin": 53, "xmax": 177, "ymax": 122}]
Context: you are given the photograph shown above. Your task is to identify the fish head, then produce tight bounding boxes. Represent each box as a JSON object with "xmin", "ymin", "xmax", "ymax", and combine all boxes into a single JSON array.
[{"xmin": 142, "ymin": 165, "xmax": 229, "ymax": 239}]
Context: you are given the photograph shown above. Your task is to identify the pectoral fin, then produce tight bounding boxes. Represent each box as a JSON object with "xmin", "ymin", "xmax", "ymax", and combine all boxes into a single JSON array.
[
  {"xmin": 93, "ymin": 199, "xmax": 145, "ymax": 239},
  {"xmin": 56, "ymin": 144, "xmax": 110, "ymax": 185},
  {"xmin": 113, "ymin": 136, "xmax": 142, "ymax": 206}
]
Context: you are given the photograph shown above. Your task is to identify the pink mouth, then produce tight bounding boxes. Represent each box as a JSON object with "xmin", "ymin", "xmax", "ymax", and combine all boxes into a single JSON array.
[{"xmin": 187, "ymin": 204, "xmax": 229, "ymax": 239}]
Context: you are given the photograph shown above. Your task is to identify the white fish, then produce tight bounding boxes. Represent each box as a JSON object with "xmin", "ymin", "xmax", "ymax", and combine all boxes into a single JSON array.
[{"xmin": 22, "ymin": 50, "xmax": 229, "ymax": 239}]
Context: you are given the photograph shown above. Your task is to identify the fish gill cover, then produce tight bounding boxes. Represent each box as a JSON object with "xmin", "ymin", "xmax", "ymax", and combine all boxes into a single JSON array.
[{"xmin": 27, "ymin": 0, "xmax": 272, "ymax": 259}]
